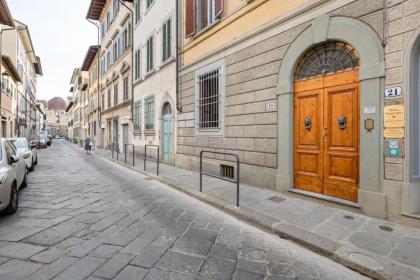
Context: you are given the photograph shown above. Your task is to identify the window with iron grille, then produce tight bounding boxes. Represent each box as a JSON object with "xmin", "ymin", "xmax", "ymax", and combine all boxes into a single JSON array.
[
  {"xmin": 144, "ymin": 96, "xmax": 155, "ymax": 130},
  {"xmin": 123, "ymin": 77, "xmax": 129, "ymax": 100},
  {"xmin": 220, "ymin": 164, "xmax": 234, "ymax": 179},
  {"xmin": 114, "ymin": 83, "xmax": 118, "ymax": 105},
  {"xmin": 162, "ymin": 18, "xmax": 172, "ymax": 63},
  {"xmin": 197, "ymin": 68, "xmax": 220, "ymax": 129},
  {"xmin": 146, "ymin": 35, "xmax": 154, "ymax": 73},
  {"xmin": 133, "ymin": 102, "xmax": 141, "ymax": 132}
]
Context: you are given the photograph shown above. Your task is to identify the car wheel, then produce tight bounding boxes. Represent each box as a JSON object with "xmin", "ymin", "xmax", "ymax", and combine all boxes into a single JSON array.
[
  {"xmin": 4, "ymin": 184, "xmax": 18, "ymax": 214},
  {"xmin": 29, "ymin": 158, "xmax": 34, "ymax": 172},
  {"xmin": 21, "ymin": 172, "xmax": 28, "ymax": 188}
]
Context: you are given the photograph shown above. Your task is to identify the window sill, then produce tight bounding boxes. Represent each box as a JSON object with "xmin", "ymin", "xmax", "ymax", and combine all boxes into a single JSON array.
[
  {"xmin": 192, "ymin": 19, "xmax": 221, "ymax": 40},
  {"xmin": 160, "ymin": 57, "xmax": 175, "ymax": 69},
  {"xmin": 144, "ymin": 69, "xmax": 155, "ymax": 79},
  {"xmin": 144, "ymin": 129, "xmax": 155, "ymax": 135}
]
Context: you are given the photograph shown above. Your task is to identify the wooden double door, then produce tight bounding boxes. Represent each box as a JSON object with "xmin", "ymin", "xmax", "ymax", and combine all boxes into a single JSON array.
[{"xmin": 293, "ymin": 70, "xmax": 359, "ymax": 202}]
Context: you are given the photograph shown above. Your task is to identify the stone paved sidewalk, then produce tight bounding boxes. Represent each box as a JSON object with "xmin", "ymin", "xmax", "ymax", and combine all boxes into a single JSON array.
[{"xmin": 93, "ymin": 146, "xmax": 420, "ymax": 280}]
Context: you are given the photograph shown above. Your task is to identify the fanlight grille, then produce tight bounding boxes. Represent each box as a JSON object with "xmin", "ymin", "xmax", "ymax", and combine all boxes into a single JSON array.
[{"xmin": 296, "ymin": 42, "xmax": 359, "ymax": 80}]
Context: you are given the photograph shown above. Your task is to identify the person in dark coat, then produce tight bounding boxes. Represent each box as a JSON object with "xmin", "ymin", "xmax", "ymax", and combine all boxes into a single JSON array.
[{"xmin": 85, "ymin": 136, "xmax": 92, "ymax": 154}]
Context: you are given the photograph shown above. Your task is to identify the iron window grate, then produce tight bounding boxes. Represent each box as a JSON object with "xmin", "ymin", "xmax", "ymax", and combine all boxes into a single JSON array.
[
  {"xmin": 220, "ymin": 164, "xmax": 234, "ymax": 180},
  {"xmin": 197, "ymin": 68, "xmax": 220, "ymax": 129}
]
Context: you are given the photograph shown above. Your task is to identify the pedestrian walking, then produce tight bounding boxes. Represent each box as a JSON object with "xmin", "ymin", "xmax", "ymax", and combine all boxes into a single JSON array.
[{"xmin": 85, "ymin": 136, "xmax": 92, "ymax": 154}]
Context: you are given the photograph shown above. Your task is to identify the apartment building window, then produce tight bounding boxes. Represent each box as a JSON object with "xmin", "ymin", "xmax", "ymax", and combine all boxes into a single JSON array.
[
  {"xmin": 146, "ymin": 0, "xmax": 154, "ymax": 10},
  {"xmin": 114, "ymin": 83, "xmax": 118, "ymax": 105},
  {"xmin": 196, "ymin": 61, "xmax": 224, "ymax": 130},
  {"xmin": 122, "ymin": 26, "xmax": 131, "ymax": 50},
  {"xmin": 146, "ymin": 35, "xmax": 154, "ymax": 73},
  {"xmin": 144, "ymin": 96, "xmax": 154, "ymax": 130},
  {"xmin": 133, "ymin": 102, "xmax": 141, "ymax": 131},
  {"xmin": 113, "ymin": 41, "xmax": 118, "ymax": 63},
  {"xmin": 162, "ymin": 18, "xmax": 172, "ymax": 63},
  {"xmin": 107, "ymin": 51, "xmax": 111, "ymax": 70},
  {"xmin": 102, "ymin": 93, "xmax": 105, "ymax": 110},
  {"xmin": 135, "ymin": 0, "xmax": 141, "ymax": 23},
  {"xmin": 113, "ymin": 0, "xmax": 120, "ymax": 17},
  {"xmin": 107, "ymin": 89, "xmax": 111, "ymax": 108},
  {"xmin": 134, "ymin": 49, "xmax": 141, "ymax": 80},
  {"xmin": 185, "ymin": 0, "xmax": 223, "ymax": 37},
  {"xmin": 123, "ymin": 77, "xmax": 129, "ymax": 100}
]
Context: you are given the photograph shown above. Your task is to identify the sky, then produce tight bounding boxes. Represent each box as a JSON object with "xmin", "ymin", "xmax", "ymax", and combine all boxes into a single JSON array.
[{"xmin": 7, "ymin": 0, "xmax": 98, "ymax": 102}]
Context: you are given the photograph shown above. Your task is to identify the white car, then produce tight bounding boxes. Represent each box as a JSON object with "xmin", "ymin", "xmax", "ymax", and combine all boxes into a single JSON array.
[
  {"xmin": 0, "ymin": 139, "xmax": 27, "ymax": 214},
  {"xmin": 10, "ymin": 138, "xmax": 38, "ymax": 172}
]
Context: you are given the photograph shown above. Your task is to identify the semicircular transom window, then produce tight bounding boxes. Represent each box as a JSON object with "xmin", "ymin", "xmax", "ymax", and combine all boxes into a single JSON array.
[{"xmin": 296, "ymin": 42, "xmax": 360, "ymax": 80}]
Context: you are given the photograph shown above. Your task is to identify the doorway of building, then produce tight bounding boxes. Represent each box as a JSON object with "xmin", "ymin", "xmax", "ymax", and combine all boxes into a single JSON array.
[
  {"xmin": 122, "ymin": 123, "xmax": 128, "ymax": 152},
  {"xmin": 293, "ymin": 42, "xmax": 360, "ymax": 202},
  {"xmin": 162, "ymin": 103, "xmax": 173, "ymax": 162}
]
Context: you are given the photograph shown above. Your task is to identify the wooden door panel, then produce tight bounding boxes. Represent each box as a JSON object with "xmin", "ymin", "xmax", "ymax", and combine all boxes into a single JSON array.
[
  {"xmin": 323, "ymin": 75, "xmax": 359, "ymax": 202},
  {"xmin": 294, "ymin": 84, "xmax": 323, "ymax": 194},
  {"xmin": 326, "ymin": 85, "xmax": 358, "ymax": 150}
]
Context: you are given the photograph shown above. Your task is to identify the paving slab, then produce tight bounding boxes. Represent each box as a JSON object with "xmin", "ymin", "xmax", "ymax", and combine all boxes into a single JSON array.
[{"xmin": 0, "ymin": 242, "xmax": 46, "ymax": 259}]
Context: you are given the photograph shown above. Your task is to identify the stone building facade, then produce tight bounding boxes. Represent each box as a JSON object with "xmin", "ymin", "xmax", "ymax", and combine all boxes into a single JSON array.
[
  {"xmin": 87, "ymin": 0, "xmax": 134, "ymax": 153},
  {"xmin": 178, "ymin": 0, "xmax": 420, "ymax": 225}
]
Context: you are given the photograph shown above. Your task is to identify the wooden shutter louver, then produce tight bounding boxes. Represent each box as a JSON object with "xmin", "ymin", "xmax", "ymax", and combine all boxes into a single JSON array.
[
  {"xmin": 215, "ymin": 0, "xmax": 224, "ymax": 18},
  {"xmin": 185, "ymin": 0, "xmax": 196, "ymax": 38}
]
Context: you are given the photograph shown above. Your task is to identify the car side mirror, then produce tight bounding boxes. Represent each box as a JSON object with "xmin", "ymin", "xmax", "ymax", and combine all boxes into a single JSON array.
[{"xmin": 9, "ymin": 155, "xmax": 18, "ymax": 164}]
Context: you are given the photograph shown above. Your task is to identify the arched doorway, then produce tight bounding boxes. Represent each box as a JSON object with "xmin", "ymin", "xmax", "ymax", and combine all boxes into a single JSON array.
[
  {"xmin": 293, "ymin": 42, "xmax": 360, "ymax": 202},
  {"xmin": 161, "ymin": 102, "xmax": 173, "ymax": 162}
]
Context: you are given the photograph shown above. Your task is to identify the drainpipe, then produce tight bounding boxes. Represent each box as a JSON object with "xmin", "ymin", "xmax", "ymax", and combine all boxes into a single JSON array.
[
  {"xmin": 383, "ymin": 0, "xmax": 388, "ymax": 47},
  {"xmin": 176, "ymin": 0, "xmax": 182, "ymax": 113}
]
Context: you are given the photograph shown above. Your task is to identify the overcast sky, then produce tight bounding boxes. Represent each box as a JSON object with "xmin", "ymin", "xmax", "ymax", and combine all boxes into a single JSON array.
[{"xmin": 7, "ymin": 0, "xmax": 98, "ymax": 102}]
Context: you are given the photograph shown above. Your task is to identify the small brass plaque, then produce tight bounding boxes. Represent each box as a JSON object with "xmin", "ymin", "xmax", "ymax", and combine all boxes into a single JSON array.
[
  {"xmin": 384, "ymin": 105, "xmax": 405, "ymax": 128},
  {"xmin": 384, "ymin": 128, "xmax": 405, "ymax": 139},
  {"xmin": 365, "ymin": 119, "xmax": 374, "ymax": 131}
]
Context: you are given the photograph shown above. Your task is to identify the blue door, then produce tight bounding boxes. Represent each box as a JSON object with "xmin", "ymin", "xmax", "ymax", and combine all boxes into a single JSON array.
[{"xmin": 163, "ymin": 115, "xmax": 173, "ymax": 162}]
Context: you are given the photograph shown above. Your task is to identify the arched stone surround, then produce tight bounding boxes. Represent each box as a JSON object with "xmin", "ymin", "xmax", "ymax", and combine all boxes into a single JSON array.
[{"xmin": 276, "ymin": 15, "xmax": 386, "ymax": 217}]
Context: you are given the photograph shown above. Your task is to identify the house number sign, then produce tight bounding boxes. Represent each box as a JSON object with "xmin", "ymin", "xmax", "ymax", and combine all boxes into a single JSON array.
[{"xmin": 385, "ymin": 87, "xmax": 402, "ymax": 98}]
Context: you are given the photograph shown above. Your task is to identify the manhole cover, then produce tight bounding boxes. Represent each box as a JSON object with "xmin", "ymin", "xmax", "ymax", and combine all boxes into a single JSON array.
[
  {"xmin": 343, "ymin": 215, "xmax": 354, "ymax": 220},
  {"xmin": 379, "ymin": 225, "xmax": 394, "ymax": 232},
  {"xmin": 267, "ymin": 196, "xmax": 285, "ymax": 203}
]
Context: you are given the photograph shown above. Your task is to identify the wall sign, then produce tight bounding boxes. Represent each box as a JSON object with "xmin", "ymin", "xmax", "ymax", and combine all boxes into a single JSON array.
[
  {"xmin": 384, "ymin": 105, "xmax": 405, "ymax": 128},
  {"xmin": 365, "ymin": 118, "xmax": 374, "ymax": 131},
  {"xmin": 364, "ymin": 106, "xmax": 376, "ymax": 114},
  {"xmin": 385, "ymin": 87, "xmax": 402, "ymax": 98},
  {"xmin": 384, "ymin": 128, "xmax": 405, "ymax": 139},
  {"xmin": 388, "ymin": 148, "xmax": 400, "ymax": 157},
  {"xmin": 265, "ymin": 102, "xmax": 276, "ymax": 111}
]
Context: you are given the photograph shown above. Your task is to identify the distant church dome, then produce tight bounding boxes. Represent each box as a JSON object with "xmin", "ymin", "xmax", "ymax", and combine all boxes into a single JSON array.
[{"xmin": 48, "ymin": 97, "xmax": 67, "ymax": 111}]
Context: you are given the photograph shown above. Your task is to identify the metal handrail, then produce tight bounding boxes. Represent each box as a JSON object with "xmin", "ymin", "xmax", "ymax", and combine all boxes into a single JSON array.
[
  {"xmin": 200, "ymin": 150, "xmax": 240, "ymax": 207},
  {"xmin": 144, "ymin": 145, "xmax": 160, "ymax": 175},
  {"xmin": 124, "ymin": 144, "xmax": 135, "ymax": 166}
]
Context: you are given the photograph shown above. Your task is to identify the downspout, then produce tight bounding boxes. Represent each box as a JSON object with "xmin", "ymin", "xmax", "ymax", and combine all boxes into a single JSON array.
[
  {"xmin": 176, "ymin": 0, "xmax": 182, "ymax": 113},
  {"xmin": 382, "ymin": 0, "xmax": 388, "ymax": 47}
]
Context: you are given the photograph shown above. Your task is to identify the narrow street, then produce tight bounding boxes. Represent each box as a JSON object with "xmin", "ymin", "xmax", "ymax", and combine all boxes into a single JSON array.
[{"xmin": 0, "ymin": 140, "xmax": 369, "ymax": 280}]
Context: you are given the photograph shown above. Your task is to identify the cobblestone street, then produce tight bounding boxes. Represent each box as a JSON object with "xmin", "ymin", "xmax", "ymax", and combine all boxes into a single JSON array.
[{"xmin": 0, "ymin": 140, "xmax": 369, "ymax": 280}]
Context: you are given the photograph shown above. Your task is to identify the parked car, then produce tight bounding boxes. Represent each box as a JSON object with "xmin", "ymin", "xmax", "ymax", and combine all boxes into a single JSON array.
[
  {"xmin": 32, "ymin": 135, "xmax": 47, "ymax": 149},
  {"xmin": 46, "ymin": 135, "xmax": 52, "ymax": 146},
  {"xmin": 10, "ymin": 138, "xmax": 37, "ymax": 172},
  {"xmin": 0, "ymin": 139, "xmax": 28, "ymax": 214},
  {"xmin": 54, "ymin": 135, "xmax": 61, "ymax": 139}
]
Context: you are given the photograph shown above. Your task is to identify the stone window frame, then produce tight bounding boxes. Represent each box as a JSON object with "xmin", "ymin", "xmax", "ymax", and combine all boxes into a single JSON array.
[{"xmin": 194, "ymin": 59, "xmax": 225, "ymax": 137}]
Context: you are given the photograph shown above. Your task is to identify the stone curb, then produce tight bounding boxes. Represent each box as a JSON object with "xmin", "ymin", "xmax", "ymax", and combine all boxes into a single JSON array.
[{"xmin": 93, "ymin": 152, "xmax": 391, "ymax": 280}]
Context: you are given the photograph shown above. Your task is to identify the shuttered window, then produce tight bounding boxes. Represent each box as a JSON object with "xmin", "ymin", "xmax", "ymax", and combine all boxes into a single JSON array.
[
  {"xmin": 133, "ymin": 102, "xmax": 141, "ymax": 131},
  {"xmin": 162, "ymin": 18, "xmax": 172, "ymax": 62},
  {"xmin": 134, "ymin": 49, "xmax": 141, "ymax": 80},
  {"xmin": 146, "ymin": 36, "xmax": 154, "ymax": 72},
  {"xmin": 123, "ymin": 77, "xmax": 129, "ymax": 101},
  {"xmin": 135, "ymin": 0, "xmax": 141, "ymax": 23},
  {"xmin": 113, "ymin": 83, "xmax": 118, "ymax": 105},
  {"xmin": 185, "ymin": 0, "xmax": 223, "ymax": 38}
]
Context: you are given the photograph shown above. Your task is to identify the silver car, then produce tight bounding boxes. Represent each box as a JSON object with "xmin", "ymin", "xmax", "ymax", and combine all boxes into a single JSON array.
[
  {"xmin": 0, "ymin": 139, "xmax": 27, "ymax": 214},
  {"xmin": 10, "ymin": 138, "xmax": 38, "ymax": 172}
]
